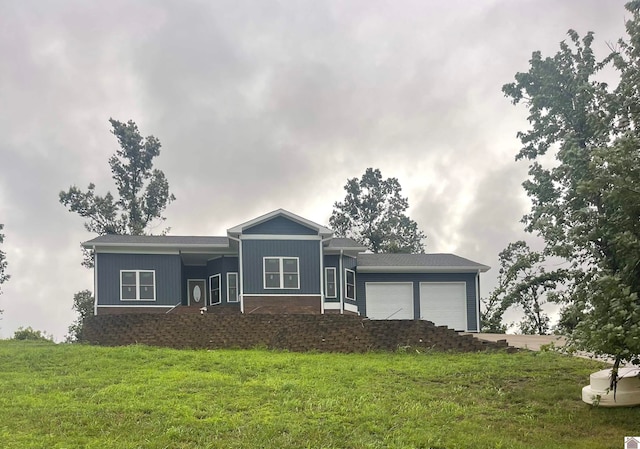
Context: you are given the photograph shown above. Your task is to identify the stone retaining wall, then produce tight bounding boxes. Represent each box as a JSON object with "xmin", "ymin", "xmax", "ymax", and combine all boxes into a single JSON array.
[{"xmin": 81, "ymin": 314, "xmax": 513, "ymax": 353}]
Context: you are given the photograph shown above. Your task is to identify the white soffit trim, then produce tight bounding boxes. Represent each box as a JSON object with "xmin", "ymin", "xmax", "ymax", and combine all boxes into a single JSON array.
[
  {"xmin": 95, "ymin": 248, "xmax": 180, "ymax": 255},
  {"xmin": 357, "ymin": 266, "xmax": 490, "ymax": 273},
  {"xmin": 96, "ymin": 305, "xmax": 173, "ymax": 308}
]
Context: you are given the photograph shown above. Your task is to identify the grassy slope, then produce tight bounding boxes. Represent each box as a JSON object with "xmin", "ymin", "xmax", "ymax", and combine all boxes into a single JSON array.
[{"xmin": 0, "ymin": 341, "xmax": 637, "ymax": 449}]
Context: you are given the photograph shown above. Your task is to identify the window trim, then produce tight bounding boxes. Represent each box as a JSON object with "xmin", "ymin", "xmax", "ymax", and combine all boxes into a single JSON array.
[
  {"xmin": 227, "ymin": 272, "xmax": 239, "ymax": 303},
  {"xmin": 345, "ymin": 268, "xmax": 356, "ymax": 301},
  {"xmin": 263, "ymin": 257, "xmax": 300, "ymax": 290},
  {"xmin": 325, "ymin": 267, "xmax": 337, "ymax": 298},
  {"xmin": 209, "ymin": 274, "xmax": 221, "ymax": 305},
  {"xmin": 119, "ymin": 270, "xmax": 156, "ymax": 301}
]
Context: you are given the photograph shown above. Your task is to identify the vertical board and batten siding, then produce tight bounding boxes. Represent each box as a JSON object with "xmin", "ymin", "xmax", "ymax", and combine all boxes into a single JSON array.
[
  {"xmin": 206, "ymin": 256, "xmax": 239, "ymax": 303},
  {"xmin": 96, "ymin": 253, "xmax": 182, "ymax": 306},
  {"xmin": 323, "ymin": 255, "xmax": 340, "ymax": 303},
  {"xmin": 355, "ymin": 272, "xmax": 479, "ymax": 331},
  {"xmin": 242, "ymin": 240, "xmax": 320, "ymax": 294},
  {"xmin": 243, "ymin": 216, "xmax": 318, "ymax": 235}
]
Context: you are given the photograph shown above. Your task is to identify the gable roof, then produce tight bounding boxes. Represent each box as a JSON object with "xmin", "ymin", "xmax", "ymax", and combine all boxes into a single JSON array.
[
  {"xmin": 82, "ymin": 234, "xmax": 229, "ymax": 249},
  {"xmin": 357, "ymin": 253, "xmax": 490, "ymax": 273},
  {"xmin": 227, "ymin": 209, "xmax": 333, "ymax": 237}
]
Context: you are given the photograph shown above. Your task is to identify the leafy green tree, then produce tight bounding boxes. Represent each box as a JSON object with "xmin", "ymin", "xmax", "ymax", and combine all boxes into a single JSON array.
[
  {"xmin": 330, "ymin": 168, "xmax": 426, "ymax": 253},
  {"xmin": 65, "ymin": 290, "xmax": 94, "ymax": 343},
  {"xmin": 480, "ymin": 294, "xmax": 508, "ymax": 334},
  {"xmin": 0, "ymin": 224, "xmax": 8, "ymax": 294},
  {"xmin": 60, "ymin": 119, "xmax": 175, "ymax": 267},
  {"xmin": 487, "ymin": 241, "xmax": 569, "ymax": 335},
  {"xmin": 503, "ymin": 2, "xmax": 640, "ymax": 369},
  {"xmin": 12, "ymin": 326, "xmax": 54, "ymax": 342}
]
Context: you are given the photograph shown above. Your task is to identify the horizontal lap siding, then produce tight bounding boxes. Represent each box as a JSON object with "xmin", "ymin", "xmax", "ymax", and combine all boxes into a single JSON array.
[
  {"xmin": 97, "ymin": 253, "xmax": 182, "ymax": 306},
  {"xmin": 243, "ymin": 216, "xmax": 318, "ymax": 235},
  {"xmin": 356, "ymin": 272, "xmax": 478, "ymax": 331},
  {"xmin": 242, "ymin": 240, "xmax": 320, "ymax": 294}
]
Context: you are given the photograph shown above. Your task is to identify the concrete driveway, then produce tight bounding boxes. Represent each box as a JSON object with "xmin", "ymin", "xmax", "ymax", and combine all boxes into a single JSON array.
[{"xmin": 473, "ymin": 333, "xmax": 566, "ymax": 351}]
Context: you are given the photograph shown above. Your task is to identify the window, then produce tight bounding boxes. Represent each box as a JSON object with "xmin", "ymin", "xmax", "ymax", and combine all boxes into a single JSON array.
[
  {"xmin": 345, "ymin": 269, "xmax": 355, "ymax": 300},
  {"xmin": 120, "ymin": 270, "xmax": 156, "ymax": 301},
  {"xmin": 227, "ymin": 272, "xmax": 238, "ymax": 303},
  {"xmin": 263, "ymin": 257, "xmax": 299, "ymax": 289},
  {"xmin": 325, "ymin": 267, "xmax": 336, "ymax": 298},
  {"xmin": 209, "ymin": 274, "xmax": 221, "ymax": 305}
]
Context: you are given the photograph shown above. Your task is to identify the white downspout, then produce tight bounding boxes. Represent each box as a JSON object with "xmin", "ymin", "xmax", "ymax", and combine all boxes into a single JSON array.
[
  {"xmin": 93, "ymin": 245, "xmax": 98, "ymax": 316},
  {"xmin": 339, "ymin": 249, "xmax": 344, "ymax": 314},
  {"xmin": 476, "ymin": 270, "xmax": 481, "ymax": 333},
  {"xmin": 228, "ymin": 235, "xmax": 243, "ymax": 313},
  {"xmin": 319, "ymin": 236, "xmax": 333, "ymax": 314}
]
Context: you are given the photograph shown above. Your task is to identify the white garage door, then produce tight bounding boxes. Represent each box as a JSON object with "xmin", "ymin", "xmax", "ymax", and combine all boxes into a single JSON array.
[
  {"xmin": 365, "ymin": 283, "xmax": 414, "ymax": 320},
  {"xmin": 419, "ymin": 282, "xmax": 467, "ymax": 331}
]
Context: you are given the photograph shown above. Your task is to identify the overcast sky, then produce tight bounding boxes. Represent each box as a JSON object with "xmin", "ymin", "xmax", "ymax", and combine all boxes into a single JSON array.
[{"xmin": 0, "ymin": 0, "xmax": 629, "ymax": 340}]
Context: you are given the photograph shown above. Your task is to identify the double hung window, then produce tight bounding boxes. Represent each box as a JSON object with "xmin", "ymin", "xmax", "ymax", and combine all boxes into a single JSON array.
[
  {"xmin": 345, "ymin": 269, "xmax": 356, "ymax": 300},
  {"xmin": 325, "ymin": 267, "xmax": 337, "ymax": 298},
  {"xmin": 120, "ymin": 270, "xmax": 156, "ymax": 301},
  {"xmin": 264, "ymin": 257, "xmax": 299, "ymax": 289}
]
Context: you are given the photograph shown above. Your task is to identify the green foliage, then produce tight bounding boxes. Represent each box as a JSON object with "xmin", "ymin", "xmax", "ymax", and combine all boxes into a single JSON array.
[
  {"xmin": 330, "ymin": 168, "xmax": 426, "ymax": 253},
  {"xmin": 488, "ymin": 241, "xmax": 569, "ymax": 335},
  {"xmin": 0, "ymin": 223, "xmax": 9, "ymax": 296},
  {"xmin": 60, "ymin": 119, "xmax": 175, "ymax": 267},
  {"xmin": 1, "ymin": 342, "xmax": 636, "ymax": 448},
  {"xmin": 11, "ymin": 327, "xmax": 53, "ymax": 342},
  {"xmin": 65, "ymin": 290, "xmax": 94, "ymax": 343},
  {"xmin": 503, "ymin": 3, "xmax": 640, "ymax": 362}
]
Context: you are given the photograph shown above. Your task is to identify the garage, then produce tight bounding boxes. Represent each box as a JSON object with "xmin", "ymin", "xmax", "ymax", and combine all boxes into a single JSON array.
[
  {"xmin": 419, "ymin": 282, "xmax": 467, "ymax": 331},
  {"xmin": 365, "ymin": 282, "xmax": 414, "ymax": 320}
]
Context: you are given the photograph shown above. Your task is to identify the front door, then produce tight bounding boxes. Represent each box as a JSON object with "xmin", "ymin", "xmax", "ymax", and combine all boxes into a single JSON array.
[{"xmin": 188, "ymin": 279, "xmax": 206, "ymax": 308}]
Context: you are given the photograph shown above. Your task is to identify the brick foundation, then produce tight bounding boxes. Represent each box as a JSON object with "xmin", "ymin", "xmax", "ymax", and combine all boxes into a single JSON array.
[{"xmin": 81, "ymin": 314, "xmax": 514, "ymax": 353}]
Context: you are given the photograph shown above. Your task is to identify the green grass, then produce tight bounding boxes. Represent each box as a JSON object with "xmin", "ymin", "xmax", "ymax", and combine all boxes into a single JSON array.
[{"xmin": 0, "ymin": 341, "xmax": 637, "ymax": 448}]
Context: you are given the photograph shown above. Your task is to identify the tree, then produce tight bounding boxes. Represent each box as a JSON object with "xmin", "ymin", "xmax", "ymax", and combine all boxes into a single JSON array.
[
  {"xmin": 60, "ymin": 119, "xmax": 175, "ymax": 342},
  {"xmin": 503, "ymin": 2, "xmax": 640, "ymax": 370},
  {"xmin": 329, "ymin": 168, "xmax": 426, "ymax": 253},
  {"xmin": 65, "ymin": 290, "xmax": 94, "ymax": 343},
  {"xmin": 60, "ymin": 119, "xmax": 175, "ymax": 266},
  {"xmin": 0, "ymin": 224, "xmax": 8, "ymax": 294},
  {"xmin": 490, "ymin": 242, "xmax": 569, "ymax": 335}
]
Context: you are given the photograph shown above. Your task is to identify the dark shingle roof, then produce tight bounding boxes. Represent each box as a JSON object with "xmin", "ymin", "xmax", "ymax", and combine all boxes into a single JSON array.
[
  {"xmin": 82, "ymin": 235, "xmax": 229, "ymax": 247},
  {"xmin": 326, "ymin": 238, "xmax": 368, "ymax": 250},
  {"xmin": 357, "ymin": 253, "xmax": 490, "ymax": 272}
]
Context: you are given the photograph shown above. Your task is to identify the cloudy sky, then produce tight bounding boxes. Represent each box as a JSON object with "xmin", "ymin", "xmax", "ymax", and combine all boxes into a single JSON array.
[{"xmin": 0, "ymin": 0, "xmax": 630, "ymax": 340}]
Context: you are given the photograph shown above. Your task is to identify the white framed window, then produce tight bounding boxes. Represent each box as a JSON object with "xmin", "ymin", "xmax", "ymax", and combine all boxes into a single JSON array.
[
  {"xmin": 227, "ymin": 272, "xmax": 238, "ymax": 303},
  {"xmin": 209, "ymin": 274, "xmax": 221, "ymax": 305},
  {"xmin": 120, "ymin": 270, "xmax": 156, "ymax": 301},
  {"xmin": 263, "ymin": 257, "xmax": 299, "ymax": 289},
  {"xmin": 325, "ymin": 267, "xmax": 337, "ymax": 298},
  {"xmin": 345, "ymin": 269, "xmax": 356, "ymax": 301}
]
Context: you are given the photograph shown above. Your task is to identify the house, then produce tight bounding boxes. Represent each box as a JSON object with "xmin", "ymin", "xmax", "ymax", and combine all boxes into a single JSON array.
[{"xmin": 82, "ymin": 209, "xmax": 489, "ymax": 332}]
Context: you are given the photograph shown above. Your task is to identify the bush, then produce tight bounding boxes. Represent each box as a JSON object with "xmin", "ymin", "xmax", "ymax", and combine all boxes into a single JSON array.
[{"xmin": 12, "ymin": 326, "xmax": 54, "ymax": 342}]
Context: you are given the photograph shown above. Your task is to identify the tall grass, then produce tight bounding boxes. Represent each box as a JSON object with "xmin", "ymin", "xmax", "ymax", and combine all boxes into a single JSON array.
[{"xmin": 0, "ymin": 340, "xmax": 637, "ymax": 448}]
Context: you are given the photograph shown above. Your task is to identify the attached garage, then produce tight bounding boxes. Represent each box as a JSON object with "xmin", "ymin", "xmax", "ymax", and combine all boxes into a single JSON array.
[
  {"xmin": 420, "ymin": 282, "xmax": 467, "ymax": 331},
  {"xmin": 356, "ymin": 253, "xmax": 490, "ymax": 332},
  {"xmin": 365, "ymin": 282, "xmax": 414, "ymax": 320}
]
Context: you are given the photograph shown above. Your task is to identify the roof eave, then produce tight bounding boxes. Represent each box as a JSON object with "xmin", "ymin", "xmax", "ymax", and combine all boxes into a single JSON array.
[{"xmin": 357, "ymin": 265, "xmax": 490, "ymax": 273}]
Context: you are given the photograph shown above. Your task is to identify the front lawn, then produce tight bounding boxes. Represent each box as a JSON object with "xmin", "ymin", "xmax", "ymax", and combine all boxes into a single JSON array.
[{"xmin": 0, "ymin": 341, "xmax": 637, "ymax": 448}]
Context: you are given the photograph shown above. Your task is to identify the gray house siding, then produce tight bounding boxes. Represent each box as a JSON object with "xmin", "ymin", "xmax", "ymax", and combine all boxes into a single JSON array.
[
  {"xmin": 242, "ymin": 240, "xmax": 320, "ymax": 294},
  {"xmin": 356, "ymin": 272, "xmax": 479, "ymax": 331},
  {"xmin": 205, "ymin": 256, "xmax": 239, "ymax": 303},
  {"xmin": 323, "ymin": 255, "xmax": 340, "ymax": 302},
  {"xmin": 96, "ymin": 253, "xmax": 182, "ymax": 306},
  {"xmin": 243, "ymin": 216, "xmax": 318, "ymax": 235}
]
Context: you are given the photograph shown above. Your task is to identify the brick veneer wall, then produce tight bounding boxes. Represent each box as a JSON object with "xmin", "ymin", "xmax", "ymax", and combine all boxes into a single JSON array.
[{"xmin": 81, "ymin": 314, "xmax": 512, "ymax": 353}]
